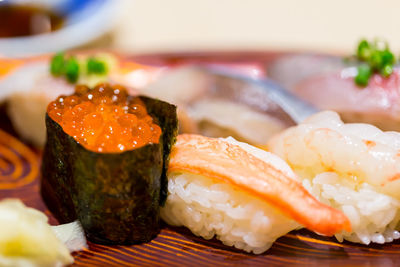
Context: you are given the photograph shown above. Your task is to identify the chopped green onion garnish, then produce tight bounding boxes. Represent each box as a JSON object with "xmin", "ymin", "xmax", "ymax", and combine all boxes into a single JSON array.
[
  {"xmin": 50, "ymin": 52, "xmax": 65, "ymax": 76},
  {"xmin": 87, "ymin": 57, "xmax": 107, "ymax": 75},
  {"xmin": 368, "ymin": 52, "xmax": 383, "ymax": 70},
  {"xmin": 357, "ymin": 40, "xmax": 371, "ymax": 61},
  {"xmin": 381, "ymin": 64, "xmax": 393, "ymax": 77},
  {"xmin": 355, "ymin": 64, "xmax": 372, "ymax": 86},
  {"xmin": 65, "ymin": 57, "xmax": 79, "ymax": 83},
  {"xmin": 49, "ymin": 52, "xmax": 112, "ymax": 84},
  {"xmin": 353, "ymin": 38, "xmax": 396, "ymax": 87},
  {"xmin": 381, "ymin": 50, "xmax": 395, "ymax": 66}
]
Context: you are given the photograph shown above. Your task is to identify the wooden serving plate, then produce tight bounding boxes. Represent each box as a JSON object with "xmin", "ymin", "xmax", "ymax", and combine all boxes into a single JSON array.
[
  {"xmin": 1, "ymin": 52, "xmax": 400, "ymax": 266},
  {"xmin": 1, "ymin": 105, "xmax": 400, "ymax": 267}
]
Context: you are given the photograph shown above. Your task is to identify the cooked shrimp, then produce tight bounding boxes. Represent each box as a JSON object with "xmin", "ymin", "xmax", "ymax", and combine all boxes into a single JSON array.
[
  {"xmin": 268, "ymin": 110, "xmax": 400, "ymax": 198},
  {"xmin": 268, "ymin": 111, "xmax": 400, "ymax": 244}
]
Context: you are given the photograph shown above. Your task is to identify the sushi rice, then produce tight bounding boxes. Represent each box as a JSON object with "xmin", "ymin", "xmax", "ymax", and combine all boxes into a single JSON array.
[
  {"xmin": 161, "ymin": 172, "xmax": 299, "ymax": 254},
  {"xmin": 268, "ymin": 111, "xmax": 400, "ymax": 245},
  {"xmin": 303, "ymin": 173, "xmax": 400, "ymax": 244}
]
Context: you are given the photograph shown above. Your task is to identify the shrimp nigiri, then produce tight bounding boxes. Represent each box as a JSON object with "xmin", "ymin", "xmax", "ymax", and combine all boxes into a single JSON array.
[{"xmin": 268, "ymin": 111, "xmax": 400, "ymax": 245}]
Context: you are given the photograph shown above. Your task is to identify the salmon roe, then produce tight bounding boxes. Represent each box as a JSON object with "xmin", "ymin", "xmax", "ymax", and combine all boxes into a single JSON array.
[{"xmin": 47, "ymin": 83, "xmax": 162, "ymax": 153}]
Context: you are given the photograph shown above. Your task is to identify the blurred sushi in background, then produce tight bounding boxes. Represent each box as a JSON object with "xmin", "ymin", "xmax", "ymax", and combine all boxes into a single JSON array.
[{"xmin": 268, "ymin": 39, "xmax": 400, "ymax": 131}]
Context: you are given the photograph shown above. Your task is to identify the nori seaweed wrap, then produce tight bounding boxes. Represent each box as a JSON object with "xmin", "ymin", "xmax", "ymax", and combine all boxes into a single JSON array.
[{"xmin": 41, "ymin": 84, "xmax": 178, "ymax": 245}]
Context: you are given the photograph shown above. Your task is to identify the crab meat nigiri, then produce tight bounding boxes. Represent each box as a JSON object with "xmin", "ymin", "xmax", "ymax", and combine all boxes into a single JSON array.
[{"xmin": 161, "ymin": 134, "xmax": 351, "ymax": 254}]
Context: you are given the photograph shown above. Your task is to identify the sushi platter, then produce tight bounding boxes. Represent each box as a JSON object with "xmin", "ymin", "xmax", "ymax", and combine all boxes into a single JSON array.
[
  {"xmin": 2, "ymin": 125, "xmax": 399, "ymax": 266},
  {"xmin": 2, "ymin": 49, "xmax": 400, "ymax": 267}
]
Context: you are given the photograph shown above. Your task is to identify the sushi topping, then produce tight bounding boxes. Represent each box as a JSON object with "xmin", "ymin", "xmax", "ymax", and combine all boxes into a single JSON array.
[
  {"xmin": 87, "ymin": 57, "xmax": 107, "ymax": 75},
  {"xmin": 50, "ymin": 52, "xmax": 109, "ymax": 84},
  {"xmin": 47, "ymin": 83, "xmax": 161, "ymax": 153},
  {"xmin": 353, "ymin": 39, "xmax": 396, "ymax": 86}
]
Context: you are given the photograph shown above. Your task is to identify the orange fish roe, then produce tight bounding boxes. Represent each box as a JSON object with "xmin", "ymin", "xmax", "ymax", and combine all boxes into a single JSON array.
[{"xmin": 47, "ymin": 83, "xmax": 162, "ymax": 153}]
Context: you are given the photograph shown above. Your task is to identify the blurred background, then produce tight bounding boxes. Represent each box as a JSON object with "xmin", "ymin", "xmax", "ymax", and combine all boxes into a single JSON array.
[
  {"xmin": 1, "ymin": 0, "xmax": 400, "ymax": 57},
  {"xmin": 115, "ymin": 0, "xmax": 400, "ymax": 54}
]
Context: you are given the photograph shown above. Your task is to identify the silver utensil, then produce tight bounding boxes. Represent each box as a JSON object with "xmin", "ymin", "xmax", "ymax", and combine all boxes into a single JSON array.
[{"xmin": 202, "ymin": 66, "xmax": 319, "ymax": 124}]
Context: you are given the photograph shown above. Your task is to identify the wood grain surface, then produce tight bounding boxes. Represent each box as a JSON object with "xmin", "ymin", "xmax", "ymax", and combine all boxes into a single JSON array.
[{"xmin": 0, "ymin": 113, "xmax": 400, "ymax": 267}]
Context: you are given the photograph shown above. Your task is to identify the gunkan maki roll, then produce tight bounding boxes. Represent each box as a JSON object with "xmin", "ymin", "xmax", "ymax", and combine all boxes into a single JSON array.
[{"xmin": 41, "ymin": 83, "xmax": 178, "ymax": 245}]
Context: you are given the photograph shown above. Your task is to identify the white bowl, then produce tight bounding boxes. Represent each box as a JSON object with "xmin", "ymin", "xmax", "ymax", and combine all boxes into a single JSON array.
[{"xmin": 0, "ymin": 0, "xmax": 119, "ymax": 57}]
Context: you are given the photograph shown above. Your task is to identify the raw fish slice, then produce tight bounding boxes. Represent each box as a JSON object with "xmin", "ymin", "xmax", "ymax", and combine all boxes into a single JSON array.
[
  {"xmin": 267, "ymin": 53, "xmax": 345, "ymax": 90},
  {"xmin": 169, "ymin": 134, "xmax": 351, "ymax": 236},
  {"xmin": 268, "ymin": 53, "xmax": 400, "ymax": 131},
  {"xmin": 294, "ymin": 69, "xmax": 400, "ymax": 131},
  {"xmin": 145, "ymin": 67, "xmax": 294, "ymax": 146}
]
